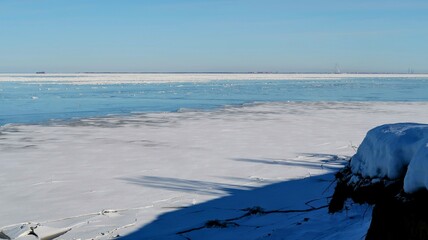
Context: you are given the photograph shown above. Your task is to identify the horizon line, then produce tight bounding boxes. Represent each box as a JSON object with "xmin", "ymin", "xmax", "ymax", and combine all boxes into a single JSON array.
[{"xmin": 1, "ymin": 71, "xmax": 428, "ymax": 74}]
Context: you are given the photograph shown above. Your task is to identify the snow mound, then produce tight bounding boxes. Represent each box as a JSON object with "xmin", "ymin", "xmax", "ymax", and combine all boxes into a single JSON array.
[{"xmin": 350, "ymin": 123, "xmax": 428, "ymax": 193}]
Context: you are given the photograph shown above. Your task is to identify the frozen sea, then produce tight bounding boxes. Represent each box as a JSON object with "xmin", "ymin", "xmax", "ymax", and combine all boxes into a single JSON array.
[
  {"xmin": 1, "ymin": 73, "xmax": 428, "ymax": 125},
  {"xmin": 2, "ymin": 73, "xmax": 428, "ymax": 239}
]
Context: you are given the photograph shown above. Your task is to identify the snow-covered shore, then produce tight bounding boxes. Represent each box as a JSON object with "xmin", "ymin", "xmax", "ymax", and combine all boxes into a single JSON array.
[{"xmin": 1, "ymin": 102, "xmax": 428, "ymax": 239}]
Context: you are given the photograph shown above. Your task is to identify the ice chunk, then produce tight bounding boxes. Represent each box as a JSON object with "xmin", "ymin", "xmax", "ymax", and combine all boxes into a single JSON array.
[
  {"xmin": 0, "ymin": 224, "xmax": 34, "ymax": 240},
  {"xmin": 32, "ymin": 226, "xmax": 71, "ymax": 240},
  {"xmin": 0, "ymin": 224, "xmax": 70, "ymax": 240}
]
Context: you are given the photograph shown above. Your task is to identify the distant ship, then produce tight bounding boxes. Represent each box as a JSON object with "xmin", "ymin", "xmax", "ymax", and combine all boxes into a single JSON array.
[{"xmin": 36, "ymin": 71, "xmax": 46, "ymax": 74}]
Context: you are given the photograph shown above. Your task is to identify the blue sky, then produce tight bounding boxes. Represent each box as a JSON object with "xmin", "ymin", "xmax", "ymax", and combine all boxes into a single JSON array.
[{"xmin": 1, "ymin": 0, "xmax": 427, "ymax": 73}]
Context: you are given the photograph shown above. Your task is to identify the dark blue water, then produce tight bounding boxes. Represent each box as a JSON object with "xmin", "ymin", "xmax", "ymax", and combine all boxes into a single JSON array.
[{"xmin": 1, "ymin": 78, "xmax": 428, "ymax": 125}]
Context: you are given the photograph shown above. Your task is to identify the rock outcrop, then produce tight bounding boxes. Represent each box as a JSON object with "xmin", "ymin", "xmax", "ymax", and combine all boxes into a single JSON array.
[{"xmin": 329, "ymin": 123, "xmax": 428, "ymax": 239}]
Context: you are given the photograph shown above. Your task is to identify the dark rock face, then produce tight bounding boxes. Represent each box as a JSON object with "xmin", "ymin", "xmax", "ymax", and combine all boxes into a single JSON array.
[
  {"xmin": 329, "ymin": 165, "xmax": 428, "ymax": 240},
  {"xmin": 328, "ymin": 166, "xmax": 401, "ymax": 213},
  {"xmin": 367, "ymin": 192, "xmax": 428, "ymax": 240}
]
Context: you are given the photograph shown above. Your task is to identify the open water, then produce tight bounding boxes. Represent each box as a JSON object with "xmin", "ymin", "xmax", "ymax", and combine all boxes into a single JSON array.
[{"xmin": 1, "ymin": 77, "xmax": 428, "ymax": 125}]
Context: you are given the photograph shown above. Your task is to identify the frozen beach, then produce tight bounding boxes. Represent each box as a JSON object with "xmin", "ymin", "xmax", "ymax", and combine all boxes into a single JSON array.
[{"xmin": 2, "ymin": 96, "xmax": 428, "ymax": 239}]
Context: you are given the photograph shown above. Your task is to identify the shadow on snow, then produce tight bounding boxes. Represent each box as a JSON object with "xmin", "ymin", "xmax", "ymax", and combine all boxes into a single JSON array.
[{"xmin": 119, "ymin": 154, "xmax": 348, "ymax": 239}]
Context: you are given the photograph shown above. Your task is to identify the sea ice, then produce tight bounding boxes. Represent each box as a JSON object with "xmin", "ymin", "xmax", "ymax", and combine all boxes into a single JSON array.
[
  {"xmin": 1, "ymin": 73, "xmax": 428, "ymax": 84},
  {"xmin": 2, "ymin": 102, "xmax": 428, "ymax": 239}
]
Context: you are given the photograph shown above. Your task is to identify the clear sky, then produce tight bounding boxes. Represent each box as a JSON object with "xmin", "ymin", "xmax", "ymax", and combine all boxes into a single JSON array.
[{"xmin": 1, "ymin": 0, "xmax": 427, "ymax": 73}]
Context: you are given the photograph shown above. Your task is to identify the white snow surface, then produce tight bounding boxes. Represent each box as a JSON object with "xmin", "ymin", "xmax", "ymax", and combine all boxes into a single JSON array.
[
  {"xmin": 351, "ymin": 123, "xmax": 428, "ymax": 193},
  {"xmin": 1, "ymin": 102, "xmax": 428, "ymax": 239}
]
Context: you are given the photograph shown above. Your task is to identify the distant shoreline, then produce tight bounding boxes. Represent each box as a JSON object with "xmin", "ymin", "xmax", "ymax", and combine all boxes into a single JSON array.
[
  {"xmin": 79, "ymin": 72, "xmax": 428, "ymax": 74},
  {"xmin": 2, "ymin": 72, "xmax": 428, "ymax": 75}
]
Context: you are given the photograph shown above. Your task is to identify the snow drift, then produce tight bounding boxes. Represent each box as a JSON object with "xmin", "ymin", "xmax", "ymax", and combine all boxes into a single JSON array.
[{"xmin": 350, "ymin": 123, "xmax": 428, "ymax": 193}]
